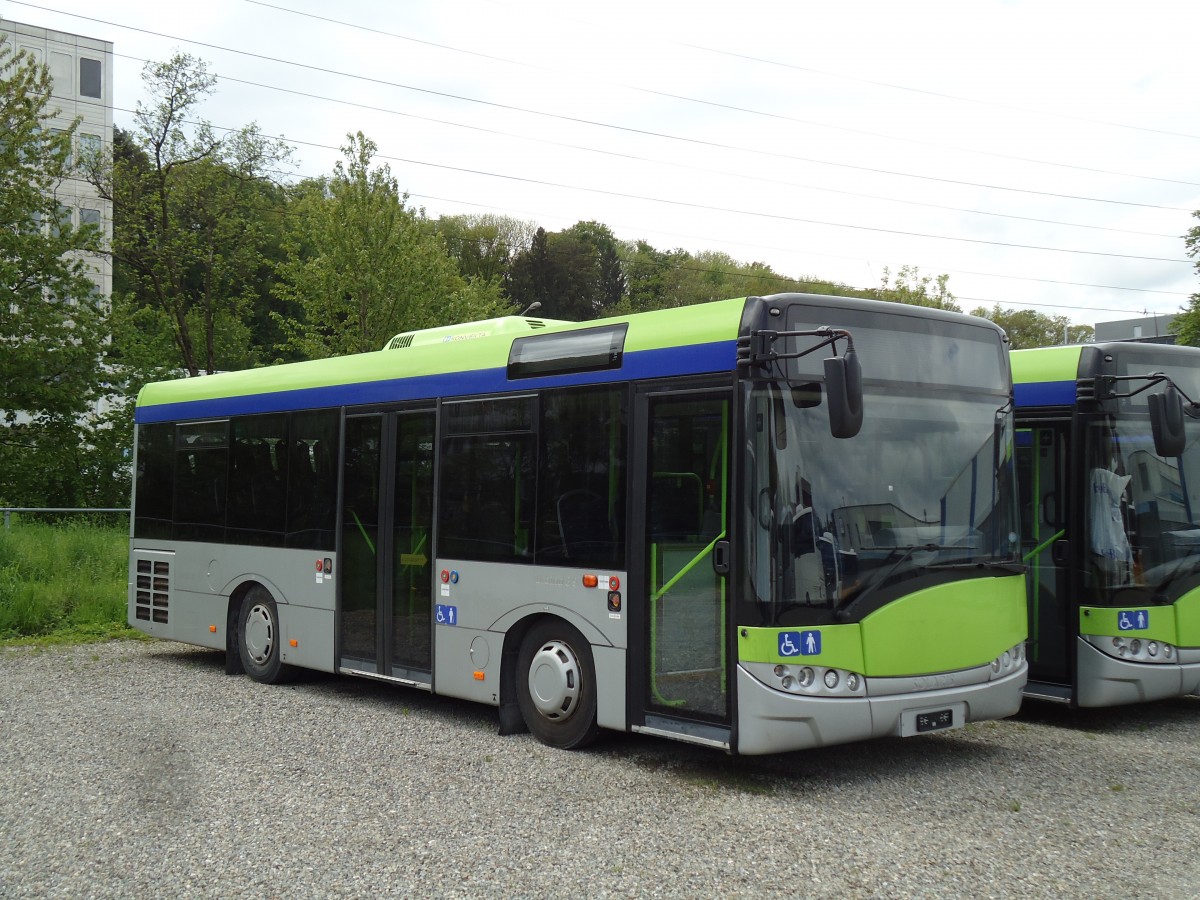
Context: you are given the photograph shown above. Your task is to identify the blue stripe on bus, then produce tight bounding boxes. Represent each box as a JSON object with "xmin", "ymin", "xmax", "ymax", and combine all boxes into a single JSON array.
[
  {"xmin": 135, "ymin": 340, "xmax": 739, "ymax": 423},
  {"xmin": 1014, "ymin": 380, "xmax": 1075, "ymax": 408}
]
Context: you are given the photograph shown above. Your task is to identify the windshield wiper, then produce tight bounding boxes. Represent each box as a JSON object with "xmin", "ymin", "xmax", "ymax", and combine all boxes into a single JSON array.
[
  {"xmin": 835, "ymin": 543, "xmax": 945, "ymax": 622},
  {"xmin": 922, "ymin": 559, "xmax": 1025, "ymax": 574},
  {"xmin": 1144, "ymin": 555, "xmax": 1200, "ymax": 603}
]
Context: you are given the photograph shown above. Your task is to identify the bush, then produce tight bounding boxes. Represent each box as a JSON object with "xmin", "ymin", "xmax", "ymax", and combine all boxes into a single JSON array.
[{"xmin": 0, "ymin": 520, "xmax": 129, "ymax": 640}]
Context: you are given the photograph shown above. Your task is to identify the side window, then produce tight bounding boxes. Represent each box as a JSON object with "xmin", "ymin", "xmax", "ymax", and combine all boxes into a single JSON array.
[
  {"xmin": 173, "ymin": 420, "xmax": 229, "ymax": 543},
  {"xmin": 440, "ymin": 397, "xmax": 535, "ymax": 563},
  {"xmin": 134, "ymin": 422, "xmax": 175, "ymax": 539},
  {"xmin": 285, "ymin": 409, "xmax": 338, "ymax": 550},
  {"xmin": 228, "ymin": 414, "xmax": 287, "ymax": 547},
  {"xmin": 537, "ymin": 388, "xmax": 626, "ymax": 568}
]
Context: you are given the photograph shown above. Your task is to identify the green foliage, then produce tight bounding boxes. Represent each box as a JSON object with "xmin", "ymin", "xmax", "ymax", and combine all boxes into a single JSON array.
[
  {"xmin": 274, "ymin": 133, "xmax": 510, "ymax": 358},
  {"xmin": 91, "ymin": 53, "xmax": 293, "ymax": 378},
  {"xmin": 436, "ymin": 213, "xmax": 537, "ymax": 284},
  {"xmin": 1176, "ymin": 212, "xmax": 1200, "ymax": 347},
  {"xmin": 874, "ymin": 265, "xmax": 960, "ymax": 311},
  {"xmin": 506, "ymin": 221, "xmax": 625, "ymax": 321},
  {"xmin": 0, "ymin": 521, "xmax": 129, "ymax": 640},
  {"xmin": 0, "ymin": 36, "xmax": 108, "ymax": 507},
  {"xmin": 969, "ymin": 304, "xmax": 1094, "ymax": 349}
]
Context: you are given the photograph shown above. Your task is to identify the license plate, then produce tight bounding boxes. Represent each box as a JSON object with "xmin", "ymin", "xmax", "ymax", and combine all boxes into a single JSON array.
[{"xmin": 915, "ymin": 709, "xmax": 955, "ymax": 733}]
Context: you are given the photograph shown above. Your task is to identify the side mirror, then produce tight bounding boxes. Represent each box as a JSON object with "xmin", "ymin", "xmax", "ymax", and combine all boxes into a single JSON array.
[
  {"xmin": 824, "ymin": 350, "xmax": 863, "ymax": 439},
  {"xmin": 1148, "ymin": 385, "xmax": 1186, "ymax": 458}
]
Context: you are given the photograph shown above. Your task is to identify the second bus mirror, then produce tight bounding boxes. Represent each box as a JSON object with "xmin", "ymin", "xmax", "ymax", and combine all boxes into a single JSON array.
[
  {"xmin": 824, "ymin": 350, "xmax": 863, "ymax": 439},
  {"xmin": 1148, "ymin": 385, "xmax": 1186, "ymax": 458}
]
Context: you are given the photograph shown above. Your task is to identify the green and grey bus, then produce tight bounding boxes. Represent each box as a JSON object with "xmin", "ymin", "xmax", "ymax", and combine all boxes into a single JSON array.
[
  {"xmin": 1013, "ymin": 342, "xmax": 1200, "ymax": 706},
  {"xmin": 129, "ymin": 293, "xmax": 1026, "ymax": 754}
]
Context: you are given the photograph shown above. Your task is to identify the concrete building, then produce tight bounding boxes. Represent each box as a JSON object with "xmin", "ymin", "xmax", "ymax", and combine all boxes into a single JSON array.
[
  {"xmin": 1, "ymin": 18, "xmax": 113, "ymax": 311},
  {"xmin": 1093, "ymin": 314, "xmax": 1178, "ymax": 345}
]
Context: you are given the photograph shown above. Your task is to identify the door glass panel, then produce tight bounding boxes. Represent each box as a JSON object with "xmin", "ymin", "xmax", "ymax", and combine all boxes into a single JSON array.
[
  {"xmin": 645, "ymin": 395, "xmax": 729, "ymax": 720},
  {"xmin": 391, "ymin": 412, "xmax": 434, "ymax": 675},
  {"xmin": 1017, "ymin": 426, "xmax": 1069, "ymax": 682},
  {"xmin": 342, "ymin": 415, "xmax": 381, "ymax": 668}
]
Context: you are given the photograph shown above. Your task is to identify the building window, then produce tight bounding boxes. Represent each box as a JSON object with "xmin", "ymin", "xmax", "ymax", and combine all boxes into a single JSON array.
[
  {"xmin": 52, "ymin": 205, "xmax": 73, "ymax": 238},
  {"xmin": 79, "ymin": 207, "xmax": 101, "ymax": 227},
  {"xmin": 79, "ymin": 57, "xmax": 102, "ymax": 98},
  {"xmin": 1133, "ymin": 325, "xmax": 1143, "ymax": 339},
  {"xmin": 78, "ymin": 132, "xmax": 101, "ymax": 161},
  {"xmin": 50, "ymin": 128, "xmax": 70, "ymax": 167}
]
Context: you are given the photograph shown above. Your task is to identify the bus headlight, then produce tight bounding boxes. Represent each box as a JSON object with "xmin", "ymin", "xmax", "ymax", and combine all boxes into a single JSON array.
[
  {"xmin": 768, "ymin": 664, "xmax": 863, "ymax": 696},
  {"xmin": 990, "ymin": 642, "xmax": 1026, "ymax": 678}
]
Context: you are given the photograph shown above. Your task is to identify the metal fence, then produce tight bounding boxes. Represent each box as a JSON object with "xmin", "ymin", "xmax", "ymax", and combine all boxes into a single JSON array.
[{"xmin": 1, "ymin": 508, "xmax": 129, "ymax": 530}]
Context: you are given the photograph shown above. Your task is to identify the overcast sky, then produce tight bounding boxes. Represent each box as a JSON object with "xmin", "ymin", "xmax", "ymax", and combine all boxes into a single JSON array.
[{"xmin": 6, "ymin": 0, "xmax": 1200, "ymax": 327}]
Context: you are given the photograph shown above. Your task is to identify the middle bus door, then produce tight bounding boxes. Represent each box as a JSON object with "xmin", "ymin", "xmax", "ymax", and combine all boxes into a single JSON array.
[
  {"xmin": 339, "ymin": 408, "xmax": 436, "ymax": 684},
  {"xmin": 630, "ymin": 384, "xmax": 733, "ymax": 747}
]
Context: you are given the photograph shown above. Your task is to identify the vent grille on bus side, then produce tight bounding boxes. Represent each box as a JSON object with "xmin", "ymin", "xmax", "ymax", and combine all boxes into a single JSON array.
[
  {"xmin": 386, "ymin": 333, "xmax": 415, "ymax": 350},
  {"xmin": 526, "ymin": 319, "xmax": 547, "ymax": 329},
  {"xmin": 134, "ymin": 557, "xmax": 170, "ymax": 623}
]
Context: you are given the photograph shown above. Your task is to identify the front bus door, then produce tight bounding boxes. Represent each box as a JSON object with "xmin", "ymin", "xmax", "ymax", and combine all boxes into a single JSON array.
[
  {"xmin": 339, "ymin": 408, "xmax": 436, "ymax": 684},
  {"xmin": 1016, "ymin": 420, "xmax": 1073, "ymax": 698},
  {"xmin": 632, "ymin": 386, "xmax": 733, "ymax": 747}
]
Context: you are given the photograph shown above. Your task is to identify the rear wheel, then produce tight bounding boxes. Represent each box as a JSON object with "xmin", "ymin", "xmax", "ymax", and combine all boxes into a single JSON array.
[
  {"xmin": 517, "ymin": 620, "xmax": 599, "ymax": 749},
  {"xmin": 238, "ymin": 586, "xmax": 295, "ymax": 684}
]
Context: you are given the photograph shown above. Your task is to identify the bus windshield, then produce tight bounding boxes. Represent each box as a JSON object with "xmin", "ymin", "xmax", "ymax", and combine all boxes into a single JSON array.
[
  {"xmin": 740, "ymin": 309, "xmax": 1018, "ymax": 628},
  {"xmin": 1087, "ymin": 357, "xmax": 1200, "ymax": 604}
]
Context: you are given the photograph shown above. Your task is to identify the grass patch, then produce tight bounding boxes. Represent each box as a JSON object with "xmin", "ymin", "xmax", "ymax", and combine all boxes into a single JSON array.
[{"xmin": 0, "ymin": 521, "xmax": 133, "ymax": 644}]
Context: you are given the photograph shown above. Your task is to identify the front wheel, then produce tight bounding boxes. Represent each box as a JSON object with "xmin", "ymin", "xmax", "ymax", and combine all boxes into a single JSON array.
[
  {"xmin": 516, "ymin": 620, "xmax": 600, "ymax": 750},
  {"xmin": 238, "ymin": 587, "xmax": 296, "ymax": 684}
]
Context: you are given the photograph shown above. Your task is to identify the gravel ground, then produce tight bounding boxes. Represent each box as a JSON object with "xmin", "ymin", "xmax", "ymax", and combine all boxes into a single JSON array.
[{"xmin": 1, "ymin": 640, "xmax": 1198, "ymax": 899}]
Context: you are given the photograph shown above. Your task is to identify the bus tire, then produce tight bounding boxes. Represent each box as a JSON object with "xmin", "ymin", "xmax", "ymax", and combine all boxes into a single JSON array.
[
  {"xmin": 516, "ymin": 620, "xmax": 600, "ymax": 750},
  {"xmin": 238, "ymin": 586, "xmax": 296, "ymax": 685}
]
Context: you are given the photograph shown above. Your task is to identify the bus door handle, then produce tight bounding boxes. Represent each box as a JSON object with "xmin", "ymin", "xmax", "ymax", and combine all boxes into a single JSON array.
[{"xmin": 712, "ymin": 540, "xmax": 730, "ymax": 576}]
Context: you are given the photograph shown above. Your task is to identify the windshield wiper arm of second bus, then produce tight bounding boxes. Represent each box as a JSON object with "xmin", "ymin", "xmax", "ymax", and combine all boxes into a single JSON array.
[
  {"xmin": 834, "ymin": 543, "xmax": 945, "ymax": 622},
  {"xmin": 922, "ymin": 559, "xmax": 1025, "ymax": 574}
]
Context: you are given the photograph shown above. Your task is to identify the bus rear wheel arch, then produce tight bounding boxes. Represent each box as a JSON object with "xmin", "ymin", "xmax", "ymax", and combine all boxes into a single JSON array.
[
  {"xmin": 516, "ymin": 619, "xmax": 600, "ymax": 750},
  {"xmin": 237, "ymin": 585, "xmax": 296, "ymax": 685}
]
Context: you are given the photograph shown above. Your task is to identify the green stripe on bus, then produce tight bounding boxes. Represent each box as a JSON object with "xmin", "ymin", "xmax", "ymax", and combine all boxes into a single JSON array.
[
  {"xmin": 1177, "ymin": 586, "xmax": 1200, "ymax": 647},
  {"xmin": 1078, "ymin": 607, "xmax": 1178, "ymax": 643},
  {"xmin": 738, "ymin": 624, "xmax": 866, "ymax": 672},
  {"xmin": 1010, "ymin": 345, "xmax": 1083, "ymax": 385},
  {"xmin": 860, "ymin": 575, "xmax": 1027, "ymax": 676}
]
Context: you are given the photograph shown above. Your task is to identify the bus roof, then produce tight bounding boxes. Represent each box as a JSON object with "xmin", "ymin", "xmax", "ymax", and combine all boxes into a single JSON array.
[{"xmin": 135, "ymin": 298, "xmax": 750, "ymax": 423}]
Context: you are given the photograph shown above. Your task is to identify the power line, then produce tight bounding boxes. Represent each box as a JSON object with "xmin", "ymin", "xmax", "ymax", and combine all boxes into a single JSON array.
[
  {"xmin": 182, "ymin": 73, "xmax": 1176, "ymax": 240},
  {"xmin": 243, "ymin": 0, "xmax": 1200, "ymax": 189},
  {"xmin": 9, "ymin": 1, "xmax": 1196, "ymax": 215}
]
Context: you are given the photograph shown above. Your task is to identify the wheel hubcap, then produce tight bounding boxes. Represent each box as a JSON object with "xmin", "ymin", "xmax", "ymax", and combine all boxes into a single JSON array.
[
  {"xmin": 244, "ymin": 602, "xmax": 275, "ymax": 666},
  {"xmin": 527, "ymin": 639, "xmax": 581, "ymax": 721}
]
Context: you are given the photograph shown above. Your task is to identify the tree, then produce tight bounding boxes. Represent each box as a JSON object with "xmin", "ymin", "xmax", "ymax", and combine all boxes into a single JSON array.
[
  {"xmin": 1175, "ymin": 212, "xmax": 1200, "ymax": 347},
  {"xmin": 436, "ymin": 213, "xmax": 536, "ymax": 285},
  {"xmin": 88, "ymin": 53, "xmax": 293, "ymax": 377},
  {"xmin": 969, "ymin": 305, "xmax": 1094, "ymax": 349},
  {"xmin": 506, "ymin": 221, "xmax": 625, "ymax": 321},
  {"xmin": 274, "ymin": 133, "xmax": 509, "ymax": 358},
  {"xmin": 0, "ymin": 36, "xmax": 108, "ymax": 505},
  {"xmin": 875, "ymin": 265, "xmax": 960, "ymax": 312}
]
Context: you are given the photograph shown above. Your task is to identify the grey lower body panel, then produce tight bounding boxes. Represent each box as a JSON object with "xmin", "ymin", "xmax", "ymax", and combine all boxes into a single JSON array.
[
  {"xmin": 734, "ymin": 664, "xmax": 1026, "ymax": 756},
  {"xmin": 1076, "ymin": 637, "xmax": 1200, "ymax": 707}
]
